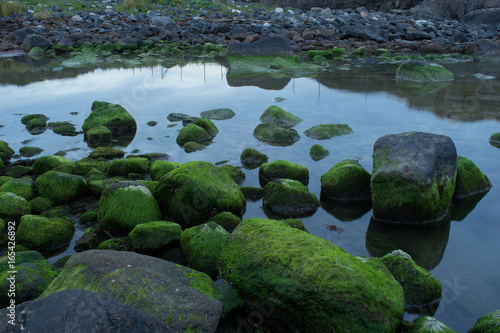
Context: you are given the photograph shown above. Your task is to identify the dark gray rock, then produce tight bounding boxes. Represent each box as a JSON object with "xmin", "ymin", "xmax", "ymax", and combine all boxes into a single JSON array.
[
  {"xmin": 0, "ymin": 289, "xmax": 173, "ymax": 333},
  {"xmin": 8, "ymin": 27, "xmax": 36, "ymax": 44},
  {"xmin": 152, "ymin": 16, "xmax": 175, "ymax": 28},
  {"xmin": 462, "ymin": 8, "xmax": 500, "ymax": 25},
  {"xmin": 477, "ymin": 39, "xmax": 500, "ymax": 56},
  {"xmin": 22, "ymin": 34, "xmax": 52, "ymax": 52},
  {"xmin": 344, "ymin": 25, "xmax": 387, "ymax": 43},
  {"xmin": 227, "ymin": 36, "xmax": 293, "ymax": 56}
]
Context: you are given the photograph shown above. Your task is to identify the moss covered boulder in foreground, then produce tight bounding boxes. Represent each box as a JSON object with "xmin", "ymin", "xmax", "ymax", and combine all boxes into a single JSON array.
[
  {"xmin": 35, "ymin": 171, "xmax": 88, "ymax": 205},
  {"xmin": 98, "ymin": 181, "xmax": 162, "ymax": 235},
  {"xmin": 453, "ymin": 156, "xmax": 492, "ymax": 199},
  {"xmin": 33, "ymin": 155, "xmax": 73, "ymax": 176},
  {"xmin": 154, "ymin": 161, "xmax": 246, "ymax": 228},
  {"xmin": 468, "ymin": 309, "xmax": 500, "ymax": 333},
  {"xmin": 17, "ymin": 215, "xmax": 74, "ymax": 252},
  {"xmin": 40, "ymin": 250, "xmax": 223, "ymax": 332},
  {"xmin": 208, "ymin": 211, "xmax": 242, "ymax": 233},
  {"xmin": 0, "ymin": 192, "xmax": 31, "ymax": 221},
  {"xmin": 259, "ymin": 105, "xmax": 303, "ymax": 128},
  {"xmin": 320, "ymin": 159, "xmax": 371, "ymax": 202},
  {"xmin": 0, "ymin": 177, "xmax": 36, "ymax": 201},
  {"xmin": 396, "ymin": 61, "xmax": 454, "ymax": 82},
  {"xmin": 371, "ymin": 132, "xmax": 457, "ymax": 223},
  {"xmin": 304, "ymin": 123, "xmax": 353, "ymax": 139},
  {"xmin": 259, "ymin": 159, "xmax": 309, "ymax": 186},
  {"xmin": 219, "ymin": 218, "xmax": 405, "ymax": 332},
  {"xmin": 128, "ymin": 221, "xmax": 181, "ymax": 253},
  {"xmin": 263, "ymin": 179, "xmax": 319, "ymax": 217},
  {"xmin": 253, "ymin": 123, "xmax": 300, "ymax": 145},
  {"xmin": 150, "ymin": 160, "xmax": 181, "ymax": 181},
  {"xmin": 181, "ymin": 222, "xmax": 229, "ymax": 279}
]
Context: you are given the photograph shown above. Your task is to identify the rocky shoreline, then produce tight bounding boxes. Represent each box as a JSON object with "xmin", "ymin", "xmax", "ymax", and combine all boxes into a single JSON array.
[{"xmin": 1, "ymin": 0, "xmax": 500, "ymax": 60}]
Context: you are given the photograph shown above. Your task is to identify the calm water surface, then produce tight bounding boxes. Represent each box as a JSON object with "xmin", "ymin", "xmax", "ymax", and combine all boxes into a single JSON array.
[{"xmin": 1, "ymin": 58, "xmax": 499, "ymax": 332}]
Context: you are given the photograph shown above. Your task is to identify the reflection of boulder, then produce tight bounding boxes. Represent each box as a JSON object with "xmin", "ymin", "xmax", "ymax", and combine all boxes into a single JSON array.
[
  {"xmin": 226, "ymin": 70, "xmax": 291, "ymax": 90},
  {"xmin": 320, "ymin": 199, "xmax": 372, "ymax": 221},
  {"xmin": 450, "ymin": 190, "xmax": 490, "ymax": 222},
  {"xmin": 396, "ymin": 78, "xmax": 452, "ymax": 96},
  {"xmin": 365, "ymin": 216, "xmax": 451, "ymax": 270}
]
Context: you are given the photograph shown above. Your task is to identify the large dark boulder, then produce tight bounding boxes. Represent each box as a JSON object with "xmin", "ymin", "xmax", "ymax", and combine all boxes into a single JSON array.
[
  {"xmin": 227, "ymin": 36, "xmax": 293, "ymax": 56},
  {"xmin": 0, "ymin": 289, "xmax": 173, "ymax": 333},
  {"xmin": 371, "ymin": 132, "xmax": 458, "ymax": 223},
  {"xmin": 462, "ymin": 7, "xmax": 500, "ymax": 25},
  {"xmin": 8, "ymin": 27, "xmax": 36, "ymax": 45}
]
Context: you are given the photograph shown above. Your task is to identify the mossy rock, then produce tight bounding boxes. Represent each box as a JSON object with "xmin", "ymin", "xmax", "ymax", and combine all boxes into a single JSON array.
[
  {"xmin": 41, "ymin": 206, "xmax": 72, "ymax": 220},
  {"xmin": 304, "ymin": 124, "xmax": 353, "ymax": 140},
  {"xmin": 107, "ymin": 158, "xmax": 149, "ymax": 177},
  {"xmin": 0, "ymin": 192, "xmax": 31, "ymax": 221},
  {"xmin": 253, "ymin": 123, "xmax": 300, "ymax": 145},
  {"xmin": 239, "ymin": 186, "xmax": 264, "ymax": 201},
  {"xmin": 183, "ymin": 141, "xmax": 207, "ymax": 153},
  {"xmin": 75, "ymin": 158, "xmax": 110, "ymax": 175},
  {"xmin": 332, "ymin": 47, "xmax": 347, "ymax": 57},
  {"xmin": 410, "ymin": 316, "xmax": 456, "ymax": 332},
  {"xmin": 310, "ymin": 144, "xmax": 329, "ymax": 160},
  {"xmin": 259, "ymin": 159, "xmax": 309, "ymax": 186},
  {"xmin": 489, "ymin": 132, "xmax": 500, "ymax": 148},
  {"xmin": 154, "ymin": 161, "xmax": 246, "ymax": 228},
  {"xmin": 5, "ymin": 165, "xmax": 33, "ymax": 178},
  {"xmin": 181, "ymin": 222, "xmax": 230, "ymax": 279},
  {"xmin": 0, "ymin": 159, "xmax": 3, "ymax": 173},
  {"xmin": 453, "ymin": 156, "xmax": 492, "ymax": 199},
  {"xmin": 74, "ymin": 227, "xmax": 109, "ymax": 252},
  {"xmin": 240, "ymin": 148, "xmax": 268, "ymax": 167},
  {"xmin": 26, "ymin": 117, "xmax": 47, "ymax": 131},
  {"xmin": 468, "ymin": 309, "xmax": 500, "ymax": 333},
  {"xmin": 128, "ymin": 221, "xmax": 182, "ymax": 253},
  {"xmin": 21, "ymin": 114, "xmax": 49, "ymax": 126},
  {"xmin": 282, "ymin": 218, "xmax": 308, "ymax": 231},
  {"xmin": 150, "ymin": 160, "xmax": 181, "ymax": 181},
  {"xmin": 33, "ymin": 155, "xmax": 73, "ymax": 176},
  {"xmin": 0, "ymin": 176, "xmax": 14, "ymax": 187},
  {"xmin": 208, "ymin": 212, "xmax": 242, "ymax": 233},
  {"xmin": 35, "ymin": 171, "xmax": 88, "ymax": 205},
  {"xmin": 97, "ymin": 238, "xmax": 129, "ymax": 251},
  {"xmin": 351, "ymin": 47, "xmax": 368, "ymax": 57},
  {"xmin": 259, "ymin": 105, "xmax": 303, "ymax": 129},
  {"xmin": 85, "ymin": 125, "xmax": 112, "ymax": 144},
  {"xmin": 137, "ymin": 180, "xmax": 159, "ymax": 194},
  {"xmin": 0, "ymin": 140, "xmax": 15, "ymax": 162},
  {"xmin": 192, "ymin": 118, "xmax": 219, "ymax": 137},
  {"xmin": 218, "ymin": 218, "xmax": 405, "ymax": 332},
  {"xmin": 88, "ymin": 147, "xmax": 125, "ymax": 160},
  {"xmin": 29, "ymin": 197, "xmax": 53, "ymax": 215},
  {"xmin": 176, "ymin": 124, "xmax": 212, "ymax": 145},
  {"xmin": 0, "ymin": 251, "xmax": 60, "ymax": 308},
  {"xmin": 167, "ymin": 113, "xmax": 190, "ymax": 122},
  {"xmin": 19, "ymin": 146, "xmax": 43, "ymax": 157},
  {"xmin": 89, "ymin": 179, "xmax": 121, "ymax": 197},
  {"xmin": 0, "ymin": 177, "xmax": 35, "ymax": 201},
  {"xmin": 51, "ymin": 123, "xmax": 79, "ymax": 136},
  {"xmin": 396, "ymin": 61, "xmax": 454, "ymax": 82},
  {"xmin": 263, "ymin": 179, "xmax": 319, "ymax": 217},
  {"xmin": 79, "ymin": 211, "xmax": 98, "ymax": 226},
  {"xmin": 380, "ymin": 250, "xmax": 441, "ymax": 309},
  {"xmin": 53, "ymin": 163, "xmax": 79, "ymax": 175},
  {"xmin": 307, "ymin": 50, "xmax": 334, "ymax": 60},
  {"xmin": 320, "ymin": 159, "xmax": 371, "ymax": 202},
  {"xmin": 84, "ymin": 168, "xmax": 108, "ymax": 182},
  {"xmin": 98, "ymin": 181, "xmax": 163, "ymax": 235},
  {"xmin": 201, "ymin": 108, "xmax": 235, "ymax": 120},
  {"xmin": 221, "ymin": 164, "xmax": 245, "ymax": 185},
  {"xmin": 17, "ymin": 215, "xmax": 74, "ymax": 252},
  {"xmin": 214, "ymin": 279, "xmax": 245, "ymax": 321}
]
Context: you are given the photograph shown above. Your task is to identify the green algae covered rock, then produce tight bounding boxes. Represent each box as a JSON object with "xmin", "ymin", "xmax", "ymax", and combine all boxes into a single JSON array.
[
  {"xmin": 219, "ymin": 218, "xmax": 405, "ymax": 332},
  {"xmin": 33, "ymin": 155, "xmax": 73, "ymax": 176},
  {"xmin": 208, "ymin": 211, "xmax": 242, "ymax": 233},
  {"xmin": 489, "ymin": 132, "xmax": 500, "ymax": 148},
  {"xmin": 0, "ymin": 192, "xmax": 31, "ymax": 221},
  {"xmin": 5, "ymin": 165, "xmax": 32, "ymax": 178},
  {"xmin": 35, "ymin": 171, "xmax": 88, "ymax": 205},
  {"xmin": 98, "ymin": 181, "xmax": 162, "ymax": 235},
  {"xmin": 183, "ymin": 141, "xmax": 206, "ymax": 153},
  {"xmin": 74, "ymin": 227, "xmax": 109, "ymax": 252},
  {"xmin": 453, "ymin": 156, "xmax": 492, "ymax": 199},
  {"xmin": 310, "ymin": 144, "xmax": 329, "ymax": 160},
  {"xmin": 410, "ymin": 316, "xmax": 456, "ymax": 332},
  {"xmin": 253, "ymin": 123, "xmax": 300, "ymax": 145},
  {"xmin": 263, "ymin": 179, "xmax": 319, "ymax": 217},
  {"xmin": 82, "ymin": 101, "xmax": 137, "ymax": 145},
  {"xmin": 0, "ymin": 140, "xmax": 15, "ymax": 162},
  {"xmin": 469, "ymin": 309, "xmax": 500, "ymax": 333},
  {"xmin": 0, "ymin": 177, "xmax": 35, "ymax": 201},
  {"xmin": 154, "ymin": 161, "xmax": 246, "ymax": 228},
  {"xmin": 19, "ymin": 146, "xmax": 43, "ymax": 157},
  {"xmin": 0, "ymin": 251, "xmax": 59, "ymax": 308},
  {"xmin": 150, "ymin": 160, "xmax": 181, "ymax": 181},
  {"xmin": 192, "ymin": 118, "xmax": 219, "ymax": 138},
  {"xmin": 259, "ymin": 159, "xmax": 309, "ymax": 186},
  {"xmin": 88, "ymin": 147, "xmax": 125, "ymax": 160},
  {"xmin": 260, "ymin": 105, "xmax": 303, "ymax": 128},
  {"xmin": 79, "ymin": 211, "xmax": 97, "ymax": 226},
  {"xmin": 239, "ymin": 186, "xmax": 264, "ymax": 201},
  {"xmin": 304, "ymin": 123, "xmax": 353, "ymax": 140},
  {"xmin": 29, "ymin": 197, "xmax": 53, "ymax": 215},
  {"xmin": 0, "ymin": 159, "xmax": 3, "ymax": 174},
  {"xmin": 181, "ymin": 222, "xmax": 229, "ymax": 279},
  {"xmin": 17, "ymin": 215, "xmax": 74, "ymax": 252},
  {"xmin": 371, "ymin": 132, "xmax": 458, "ymax": 223},
  {"xmin": 320, "ymin": 159, "xmax": 372, "ymax": 202},
  {"xmin": 85, "ymin": 125, "xmax": 112, "ymax": 144},
  {"xmin": 380, "ymin": 250, "xmax": 442, "ymax": 309},
  {"xmin": 308, "ymin": 50, "xmax": 334, "ymax": 60},
  {"xmin": 176, "ymin": 124, "xmax": 213, "ymax": 145},
  {"xmin": 221, "ymin": 164, "xmax": 245, "ymax": 185},
  {"xmin": 201, "ymin": 108, "xmax": 235, "ymax": 120},
  {"xmin": 128, "ymin": 221, "xmax": 182, "ymax": 253},
  {"xmin": 396, "ymin": 61, "xmax": 454, "ymax": 82},
  {"xmin": 21, "ymin": 114, "xmax": 49, "ymax": 126},
  {"xmin": 107, "ymin": 157, "xmax": 150, "ymax": 177},
  {"xmin": 214, "ymin": 279, "xmax": 245, "ymax": 321},
  {"xmin": 41, "ymin": 250, "xmax": 223, "ymax": 332},
  {"xmin": 240, "ymin": 148, "xmax": 268, "ymax": 167},
  {"xmin": 97, "ymin": 238, "xmax": 129, "ymax": 251}
]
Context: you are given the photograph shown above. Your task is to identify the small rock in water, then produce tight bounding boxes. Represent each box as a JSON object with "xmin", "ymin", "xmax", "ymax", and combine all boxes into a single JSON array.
[{"xmin": 473, "ymin": 73, "xmax": 495, "ymax": 80}]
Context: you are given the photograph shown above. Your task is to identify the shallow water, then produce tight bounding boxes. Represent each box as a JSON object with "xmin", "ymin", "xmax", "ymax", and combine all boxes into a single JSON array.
[{"xmin": 1, "ymin": 57, "xmax": 499, "ymax": 332}]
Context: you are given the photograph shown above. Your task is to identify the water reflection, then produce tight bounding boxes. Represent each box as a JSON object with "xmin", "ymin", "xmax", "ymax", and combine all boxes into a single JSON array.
[{"xmin": 321, "ymin": 199, "xmax": 372, "ymax": 222}]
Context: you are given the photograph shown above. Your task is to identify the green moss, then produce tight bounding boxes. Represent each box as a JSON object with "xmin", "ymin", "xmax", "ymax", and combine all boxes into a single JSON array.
[
  {"xmin": 183, "ymin": 141, "xmax": 206, "ymax": 153},
  {"xmin": 410, "ymin": 316, "xmax": 456, "ymax": 332},
  {"xmin": 304, "ymin": 124, "xmax": 353, "ymax": 139},
  {"xmin": 351, "ymin": 47, "xmax": 368, "ymax": 57},
  {"xmin": 53, "ymin": 163, "xmax": 79, "ymax": 174},
  {"xmin": 453, "ymin": 156, "xmax": 492, "ymax": 198},
  {"xmin": 82, "ymin": 101, "xmax": 136, "ymax": 139},
  {"xmin": 208, "ymin": 212, "xmax": 242, "ymax": 233},
  {"xmin": 41, "ymin": 206, "xmax": 72, "ymax": 220},
  {"xmin": 33, "ymin": 155, "xmax": 73, "ymax": 176},
  {"xmin": 310, "ymin": 144, "xmax": 329, "ymax": 160},
  {"xmin": 0, "ymin": 140, "xmax": 14, "ymax": 162},
  {"xmin": 253, "ymin": 123, "xmax": 300, "ymax": 145},
  {"xmin": 396, "ymin": 61, "xmax": 454, "ymax": 82},
  {"xmin": 107, "ymin": 158, "xmax": 150, "ymax": 177},
  {"xmin": 320, "ymin": 159, "xmax": 371, "ymax": 202},
  {"xmin": 97, "ymin": 238, "xmax": 129, "ymax": 251},
  {"xmin": 17, "ymin": 215, "xmax": 74, "ymax": 252},
  {"xmin": 192, "ymin": 118, "xmax": 219, "ymax": 137},
  {"xmin": 240, "ymin": 148, "xmax": 268, "ymax": 166},
  {"xmin": 308, "ymin": 50, "xmax": 334, "ymax": 60},
  {"xmin": 35, "ymin": 171, "xmax": 88, "ymax": 205},
  {"xmin": 0, "ymin": 176, "xmax": 14, "ymax": 187},
  {"xmin": 332, "ymin": 47, "xmax": 347, "ymax": 57},
  {"xmin": 260, "ymin": 105, "xmax": 303, "ymax": 129},
  {"xmin": 150, "ymin": 160, "xmax": 181, "ymax": 181},
  {"xmin": 128, "ymin": 221, "xmax": 181, "ymax": 252},
  {"xmin": 76, "ymin": 158, "xmax": 110, "ymax": 175},
  {"xmin": 19, "ymin": 146, "xmax": 43, "ymax": 157},
  {"xmin": 489, "ymin": 132, "xmax": 500, "ymax": 146},
  {"xmin": 263, "ymin": 179, "xmax": 319, "ymax": 217},
  {"xmin": 0, "ymin": 192, "xmax": 31, "ymax": 221},
  {"xmin": 176, "ymin": 124, "xmax": 212, "ymax": 145},
  {"xmin": 468, "ymin": 309, "xmax": 500, "ymax": 333},
  {"xmin": 239, "ymin": 186, "xmax": 264, "ymax": 201},
  {"xmin": 221, "ymin": 164, "xmax": 245, "ymax": 185},
  {"xmin": 21, "ymin": 114, "xmax": 49, "ymax": 125},
  {"xmin": 0, "ymin": 177, "xmax": 35, "ymax": 201},
  {"xmin": 259, "ymin": 159, "xmax": 309, "ymax": 186},
  {"xmin": 200, "ymin": 108, "xmax": 235, "ymax": 120},
  {"xmin": 85, "ymin": 125, "xmax": 112, "ymax": 143},
  {"xmin": 29, "ymin": 196, "xmax": 53, "ymax": 215},
  {"xmin": 79, "ymin": 211, "xmax": 98, "ymax": 225},
  {"xmin": 88, "ymin": 147, "xmax": 125, "ymax": 159}
]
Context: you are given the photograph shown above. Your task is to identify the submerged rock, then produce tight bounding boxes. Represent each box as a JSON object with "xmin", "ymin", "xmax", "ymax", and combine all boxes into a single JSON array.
[
  {"xmin": 19, "ymin": 146, "xmax": 43, "ymax": 157},
  {"xmin": 219, "ymin": 218, "xmax": 404, "ymax": 332},
  {"xmin": 201, "ymin": 108, "xmax": 235, "ymax": 120},
  {"xmin": 240, "ymin": 148, "xmax": 268, "ymax": 167},
  {"xmin": 17, "ymin": 215, "xmax": 74, "ymax": 252},
  {"xmin": 40, "ymin": 250, "xmax": 223, "ymax": 332},
  {"xmin": 253, "ymin": 123, "xmax": 300, "ymax": 145},
  {"xmin": 469, "ymin": 309, "xmax": 500, "ymax": 333},
  {"xmin": 396, "ymin": 61, "xmax": 454, "ymax": 82},
  {"xmin": 183, "ymin": 141, "xmax": 207, "ymax": 153},
  {"xmin": 371, "ymin": 132, "xmax": 458, "ymax": 223},
  {"xmin": 453, "ymin": 156, "xmax": 492, "ymax": 199},
  {"xmin": 304, "ymin": 124, "xmax": 353, "ymax": 140},
  {"xmin": 320, "ymin": 159, "xmax": 371, "ymax": 202},
  {"xmin": 88, "ymin": 147, "xmax": 125, "ymax": 160},
  {"xmin": 489, "ymin": 132, "xmax": 500, "ymax": 148},
  {"xmin": 263, "ymin": 179, "xmax": 319, "ymax": 217},
  {"xmin": 310, "ymin": 144, "xmax": 329, "ymax": 160},
  {"xmin": 259, "ymin": 105, "xmax": 303, "ymax": 128},
  {"xmin": 259, "ymin": 159, "xmax": 309, "ymax": 186}
]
